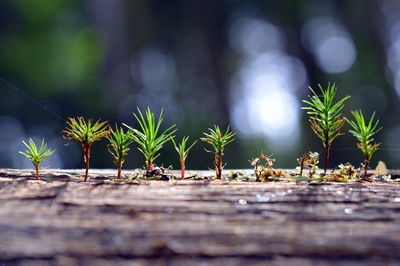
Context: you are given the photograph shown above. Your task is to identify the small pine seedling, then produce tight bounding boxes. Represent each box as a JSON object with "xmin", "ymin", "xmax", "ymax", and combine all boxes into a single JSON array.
[
  {"xmin": 302, "ymin": 83, "xmax": 350, "ymax": 175},
  {"xmin": 63, "ymin": 117, "xmax": 109, "ymax": 182},
  {"xmin": 345, "ymin": 110, "xmax": 382, "ymax": 178},
  {"xmin": 124, "ymin": 107, "xmax": 176, "ymax": 175},
  {"xmin": 201, "ymin": 125, "xmax": 236, "ymax": 179},
  {"xmin": 107, "ymin": 125, "xmax": 134, "ymax": 179},
  {"xmin": 19, "ymin": 138, "xmax": 55, "ymax": 179},
  {"xmin": 172, "ymin": 136, "xmax": 198, "ymax": 179}
]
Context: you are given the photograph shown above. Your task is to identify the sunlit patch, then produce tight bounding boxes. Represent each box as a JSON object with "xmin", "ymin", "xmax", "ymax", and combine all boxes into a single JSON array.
[
  {"xmin": 393, "ymin": 72, "xmax": 400, "ymax": 99},
  {"xmin": 302, "ymin": 16, "xmax": 356, "ymax": 73},
  {"xmin": 315, "ymin": 36, "xmax": 356, "ymax": 73},
  {"xmin": 230, "ymin": 49, "xmax": 306, "ymax": 150},
  {"xmin": 229, "ymin": 17, "xmax": 284, "ymax": 57},
  {"xmin": 386, "ymin": 39, "xmax": 400, "ymax": 73}
]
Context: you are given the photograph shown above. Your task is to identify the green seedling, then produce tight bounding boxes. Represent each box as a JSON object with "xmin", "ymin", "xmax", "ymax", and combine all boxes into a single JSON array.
[
  {"xmin": 201, "ymin": 125, "xmax": 236, "ymax": 179},
  {"xmin": 107, "ymin": 125, "xmax": 134, "ymax": 179},
  {"xmin": 172, "ymin": 136, "xmax": 197, "ymax": 179},
  {"xmin": 345, "ymin": 110, "xmax": 382, "ymax": 178},
  {"xmin": 63, "ymin": 117, "xmax": 109, "ymax": 182},
  {"xmin": 19, "ymin": 138, "xmax": 55, "ymax": 179},
  {"xmin": 124, "ymin": 107, "xmax": 176, "ymax": 175},
  {"xmin": 302, "ymin": 83, "xmax": 350, "ymax": 175}
]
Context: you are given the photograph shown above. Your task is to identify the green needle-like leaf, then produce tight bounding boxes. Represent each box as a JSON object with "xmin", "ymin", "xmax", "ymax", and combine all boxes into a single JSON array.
[
  {"xmin": 201, "ymin": 125, "xmax": 236, "ymax": 179},
  {"xmin": 172, "ymin": 136, "xmax": 197, "ymax": 179},
  {"xmin": 302, "ymin": 83, "xmax": 350, "ymax": 175},
  {"xmin": 124, "ymin": 107, "xmax": 176, "ymax": 174},
  {"xmin": 19, "ymin": 138, "xmax": 55, "ymax": 179},
  {"xmin": 63, "ymin": 117, "xmax": 109, "ymax": 181},
  {"xmin": 345, "ymin": 110, "xmax": 382, "ymax": 177},
  {"xmin": 107, "ymin": 125, "xmax": 134, "ymax": 178}
]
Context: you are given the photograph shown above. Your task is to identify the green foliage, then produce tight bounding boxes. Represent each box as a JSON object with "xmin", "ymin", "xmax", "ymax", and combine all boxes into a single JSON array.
[
  {"xmin": 172, "ymin": 136, "xmax": 198, "ymax": 179},
  {"xmin": 2, "ymin": 2, "xmax": 101, "ymax": 96},
  {"xmin": 345, "ymin": 110, "xmax": 382, "ymax": 176},
  {"xmin": 124, "ymin": 107, "xmax": 176, "ymax": 173},
  {"xmin": 19, "ymin": 138, "xmax": 55, "ymax": 168},
  {"xmin": 201, "ymin": 125, "xmax": 235, "ymax": 153},
  {"xmin": 201, "ymin": 125, "xmax": 235, "ymax": 179},
  {"xmin": 345, "ymin": 111, "xmax": 382, "ymax": 158},
  {"xmin": 302, "ymin": 83, "xmax": 350, "ymax": 174},
  {"xmin": 19, "ymin": 138, "xmax": 55, "ymax": 179},
  {"xmin": 63, "ymin": 117, "xmax": 109, "ymax": 144},
  {"xmin": 172, "ymin": 136, "xmax": 197, "ymax": 162},
  {"xmin": 63, "ymin": 117, "xmax": 109, "ymax": 181},
  {"xmin": 107, "ymin": 125, "xmax": 134, "ymax": 178}
]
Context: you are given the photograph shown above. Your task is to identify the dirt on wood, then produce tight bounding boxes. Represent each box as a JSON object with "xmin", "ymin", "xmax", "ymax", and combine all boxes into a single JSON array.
[{"xmin": 0, "ymin": 169, "xmax": 399, "ymax": 266}]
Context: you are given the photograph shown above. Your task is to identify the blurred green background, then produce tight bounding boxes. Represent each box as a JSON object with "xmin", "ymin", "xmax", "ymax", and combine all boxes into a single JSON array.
[{"xmin": 1, "ymin": 0, "xmax": 400, "ymax": 170}]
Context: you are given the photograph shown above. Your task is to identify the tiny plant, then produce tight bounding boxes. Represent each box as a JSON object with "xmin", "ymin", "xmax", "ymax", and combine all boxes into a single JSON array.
[
  {"xmin": 297, "ymin": 153, "xmax": 308, "ymax": 176},
  {"xmin": 63, "ymin": 117, "xmax": 109, "ymax": 182},
  {"xmin": 302, "ymin": 83, "xmax": 350, "ymax": 175},
  {"xmin": 345, "ymin": 110, "xmax": 382, "ymax": 178},
  {"xmin": 19, "ymin": 138, "xmax": 55, "ymax": 179},
  {"xmin": 335, "ymin": 163, "xmax": 359, "ymax": 181},
  {"xmin": 201, "ymin": 125, "xmax": 235, "ymax": 179},
  {"xmin": 106, "ymin": 125, "xmax": 134, "ymax": 179},
  {"xmin": 308, "ymin": 152, "xmax": 319, "ymax": 177},
  {"xmin": 251, "ymin": 153, "xmax": 281, "ymax": 182},
  {"xmin": 172, "ymin": 136, "xmax": 198, "ymax": 179},
  {"xmin": 124, "ymin": 107, "xmax": 176, "ymax": 175}
]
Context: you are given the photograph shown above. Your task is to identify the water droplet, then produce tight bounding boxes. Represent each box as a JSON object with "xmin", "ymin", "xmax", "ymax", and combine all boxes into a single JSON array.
[
  {"xmin": 238, "ymin": 199, "xmax": 247, "ymax": 205},
  {"xmin": 165, "ymin": 207, "xmax": 174, "ymax": 213},
  {"xmin": 287, "ymin": 189, "xmax": 292, "ymax": 193},
  {"xmin": 337, "ymin": 191, "xmax": 343, "ymax": 195},
  {"xmin": 344, "ymin": 208, "xmax": 353, "ymax": 214},
  {"xmin": 256, "ymin": 194, "xmax": 269, "ymax": 202},
  {"xmin": 394, "ymin": 198, "xmax": 400, "ymax": 202}
]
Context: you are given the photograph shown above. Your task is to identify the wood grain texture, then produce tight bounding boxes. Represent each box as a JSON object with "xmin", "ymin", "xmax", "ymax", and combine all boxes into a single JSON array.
[{"xmin": 0, "ymin": 169, "xmax": 399, "ymax": 265}]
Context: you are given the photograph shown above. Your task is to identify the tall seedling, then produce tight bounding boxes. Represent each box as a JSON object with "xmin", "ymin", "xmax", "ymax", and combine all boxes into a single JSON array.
[
  {"xmin": 345, "ymin": 111, "xmax": 382, "ymax": 178},
  {"xmin": 107, "ymin": 125, "xmax": 134, "ymax": 179},
  {"xmin": 302, "ymin": 83, "xmax": 350, "ymax": 175},
  {"xmin": 124, "ymin": 107, "xmax": 176, "ymax": 175},
  {"xmin": 201, "ymin": 125, "xmax": 235, "ymax": 179},
  {"xmin": 63, "ymin": 117, "xmax": 109, "ymax": 182}
]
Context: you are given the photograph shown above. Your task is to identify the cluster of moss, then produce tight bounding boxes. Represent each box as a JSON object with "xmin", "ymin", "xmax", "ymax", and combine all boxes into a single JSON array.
[
  {"xmin": 19, "ymin": 83, "xmax": 383, "ymax": 182},
  {"xmin": 20, "ymin": 107, "xmax": 235, "ymax": 181}
]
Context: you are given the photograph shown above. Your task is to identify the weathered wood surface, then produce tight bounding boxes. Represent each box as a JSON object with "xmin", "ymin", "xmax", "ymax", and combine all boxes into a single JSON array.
[{"xmin": 0, "ymin": 169, "xmax": 400, "ymax": 265}]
